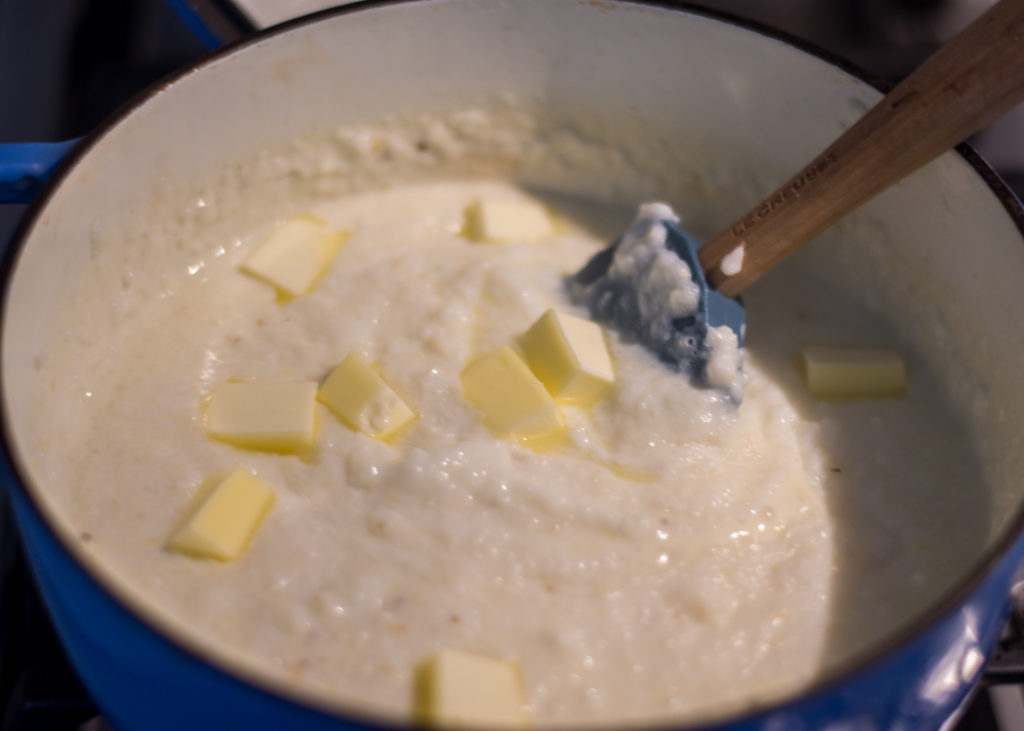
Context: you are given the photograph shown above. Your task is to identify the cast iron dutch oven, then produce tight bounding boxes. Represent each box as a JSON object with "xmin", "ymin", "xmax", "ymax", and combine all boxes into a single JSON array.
[{"xmin": 1, "ymin": 1, "xmax": 1024, "ymax": 729}]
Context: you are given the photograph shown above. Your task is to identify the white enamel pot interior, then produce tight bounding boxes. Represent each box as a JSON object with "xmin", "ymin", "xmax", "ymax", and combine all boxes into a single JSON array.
[{"xmin": 3, "ymin": 0, "xmax": 1024, "ymax": 728}]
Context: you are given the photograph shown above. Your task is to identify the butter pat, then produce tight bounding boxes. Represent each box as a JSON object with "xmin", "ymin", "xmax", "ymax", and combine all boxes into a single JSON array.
[
  {"xmin": 464, "ymin": 198, "xmax": 552, "ymax": 244},
  {"xmin": 240, "ymin": 217, "xmax": 349, "ymax": 297},
  {"xmin": 167, "ymin": 469, "xmax": 275, "ymax": 561},
  {"xmin": 318, "ymin": 354, "xmax": 416, "ymax": 441},
  {"xmin": 520, "ymin": 309, "xmax": 614, "ymax": 405},
  {"xmin": 461, "ymin": 346, "xmax": 565, "ymax": 442},
  {"xmin": 203, "ymin": 381, "xmax": 318, "ymax": 451},
  {"xmin": 798, "ymin": 345, "xmax": 906, "ymax": 399},
  {"xmin": 415, "ymin": 649, "xmax": 530, "ymax": 729}
]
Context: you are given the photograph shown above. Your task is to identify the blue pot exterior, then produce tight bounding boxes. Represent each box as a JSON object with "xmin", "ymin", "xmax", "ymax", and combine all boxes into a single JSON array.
[{"xmin": 4, "ymin": 448, "xmax": 1023, "ymax": 730}]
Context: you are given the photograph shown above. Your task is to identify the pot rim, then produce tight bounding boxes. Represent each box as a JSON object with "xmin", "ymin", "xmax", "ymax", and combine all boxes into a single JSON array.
[{"xmin": 2, "ymin": 1, "xmax": 1023, "ymax": 728}]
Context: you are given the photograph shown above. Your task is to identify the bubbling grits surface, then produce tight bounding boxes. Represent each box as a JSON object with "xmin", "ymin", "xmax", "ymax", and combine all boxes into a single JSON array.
[{"xmin": 27, "ymin": 110, "xmax": 990, "ymax": 726}]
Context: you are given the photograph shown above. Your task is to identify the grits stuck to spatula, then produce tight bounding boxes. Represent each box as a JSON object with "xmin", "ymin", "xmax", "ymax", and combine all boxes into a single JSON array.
[{"xmin": 570, "ymin": 0, "xmax": 1024, "ymax": 397}]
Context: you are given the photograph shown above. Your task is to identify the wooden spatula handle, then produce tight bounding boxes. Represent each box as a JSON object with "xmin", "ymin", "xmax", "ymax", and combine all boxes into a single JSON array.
[{"xmin": 699, "ymin": 0, "xmax": 1024, "ymax": 298}]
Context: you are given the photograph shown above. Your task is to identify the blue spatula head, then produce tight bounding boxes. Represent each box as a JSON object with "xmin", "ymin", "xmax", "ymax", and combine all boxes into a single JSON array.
[{"xmin": 568, "ymin": 203, "xmax": 746, "ymax": 393}]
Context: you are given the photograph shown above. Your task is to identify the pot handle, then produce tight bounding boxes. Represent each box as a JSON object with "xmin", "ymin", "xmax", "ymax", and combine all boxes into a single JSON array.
[
  {"xmin": 0, "ymin": 140, "xmax": 80, "ymax": 205},
  {"xmin": 984, "ymin": 582, "xmax": 1024, "ymax": 683}
]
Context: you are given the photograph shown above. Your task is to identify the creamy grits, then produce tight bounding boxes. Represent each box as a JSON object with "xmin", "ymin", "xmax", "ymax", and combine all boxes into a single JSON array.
[{"xmin": 25, "ymin": 109, "xmax": 990, "ymax": 727}]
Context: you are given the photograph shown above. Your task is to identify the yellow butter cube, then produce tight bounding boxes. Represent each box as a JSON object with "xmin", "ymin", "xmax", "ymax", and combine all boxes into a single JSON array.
[
  {"xmin": 240, "ymin": 217, "xmax": 349, "ymax": 297},
  {"xmin": 318, "ymin": 354, "xmax": 416, "ymax": 441},
  {"xmin": 798, "ymin": 345, "xmax": 907, "ymax": 399},
  {"xmin": 520, "ymin": 309, "xmax": 614, "ymax": 405},
  {"xmin": 414, "ymin": 649, "xmax": 530, "ymax": 729},
  {"xmin": 464, "ymin": 198, "xmax": 552, "ymax": 244},
  {"xmin": 167, "ymin": 468, "xmax": 275, "ymax": 561},
  {"xmin": 203, "ymin": 381, "xmax": 318, "ymax": 451},
  {"xmin": 461, "ymin": 346, "xmax": 565, "ymax": 442}
]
